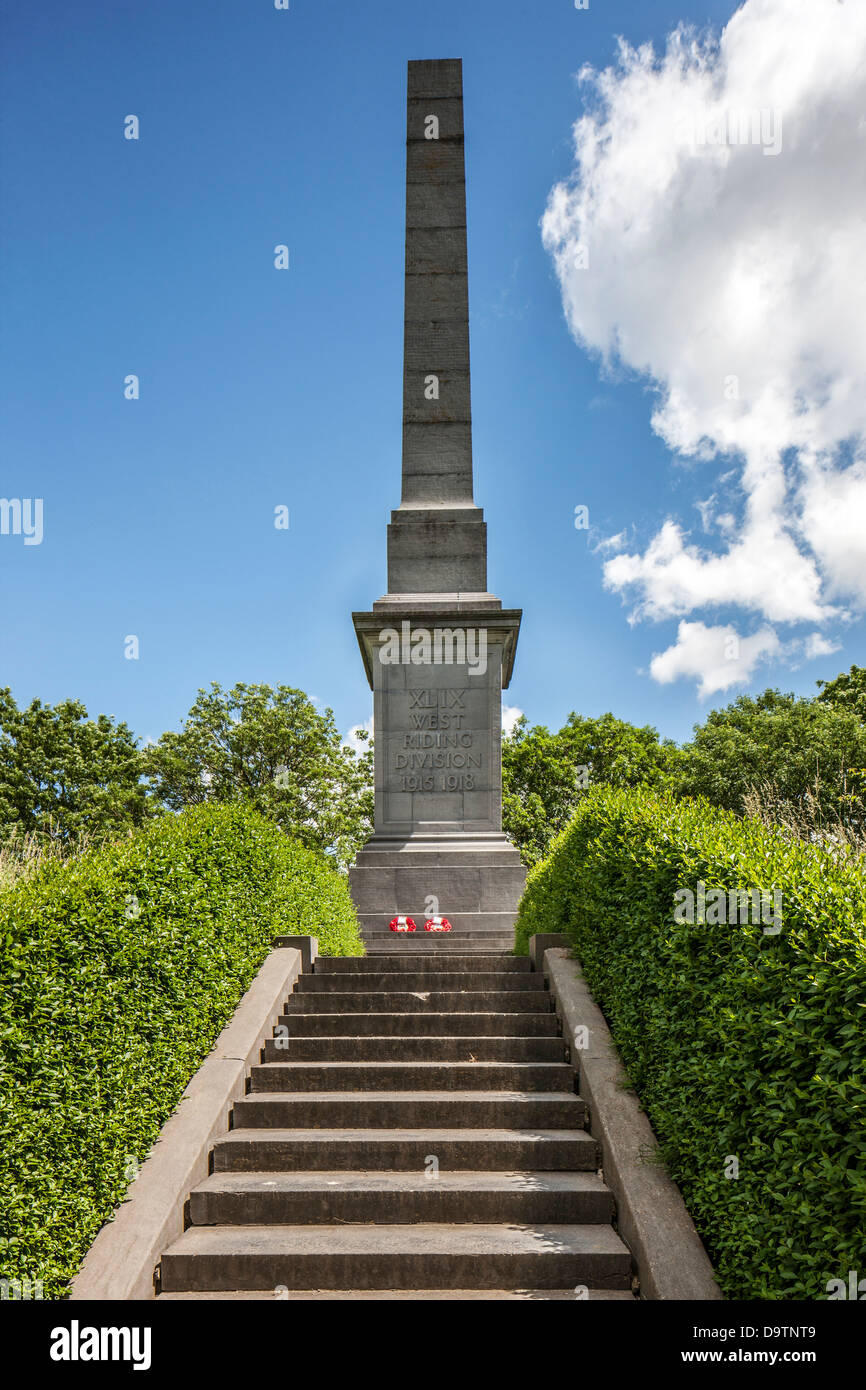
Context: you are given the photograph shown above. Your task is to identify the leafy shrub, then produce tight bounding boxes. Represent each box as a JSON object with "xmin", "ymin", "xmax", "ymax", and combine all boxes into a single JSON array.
[
  {"xmin": 515, "ymin": 786, "xmax": 866, "ymax": 1300},
  {"xmin": 0, "ymin": 803, "xmax": 362, "ymax": 1297}
]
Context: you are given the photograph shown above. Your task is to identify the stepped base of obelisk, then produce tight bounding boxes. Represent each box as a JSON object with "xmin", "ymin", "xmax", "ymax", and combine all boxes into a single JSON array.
[{"xmin": 349, "ymin": 833, "xmax": 526, "ymax": 949}]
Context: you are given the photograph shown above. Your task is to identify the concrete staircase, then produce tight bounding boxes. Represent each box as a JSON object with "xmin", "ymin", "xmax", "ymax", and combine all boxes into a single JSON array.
[{"xmin": 158, "ymin": 952, "xmax": 636, "ymax": 1299}]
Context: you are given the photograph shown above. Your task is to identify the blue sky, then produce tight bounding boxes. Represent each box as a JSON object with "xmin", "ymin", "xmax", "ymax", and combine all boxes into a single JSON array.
[{"xmin": 1, "ymin": 0, "xmax": 862, "ymax": 751}]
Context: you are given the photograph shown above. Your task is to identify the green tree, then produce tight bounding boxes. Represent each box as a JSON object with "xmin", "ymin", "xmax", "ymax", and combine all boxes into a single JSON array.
[
  {"xmin": 816, "ymin": 664, "xmax": 866, "ymax": 724},
  {"xmin": 503, "ymin": 711, "xmax": 680, "ymax": 866},
  {"xmin": 143, "ymin": 682, "xmax": 373, "ymax": 868},
  {"xmin": 0, "ymin": 689, "xmax": 149, "ymax": 845},
  {"xmin": 676, "ymin": 688, "xmax": 866, "ymax": 822}
]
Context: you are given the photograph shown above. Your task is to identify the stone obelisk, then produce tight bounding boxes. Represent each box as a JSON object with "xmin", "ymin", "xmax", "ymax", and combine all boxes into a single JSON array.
[{"xmin": 349, "ymin": 59, "xmax": 525, "ymax": 950}]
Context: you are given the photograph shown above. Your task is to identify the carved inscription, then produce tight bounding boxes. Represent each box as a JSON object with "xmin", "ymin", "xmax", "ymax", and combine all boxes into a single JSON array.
[{"xmin": 392, "ymin": 688, "xmax": 483, "ymax": 792}]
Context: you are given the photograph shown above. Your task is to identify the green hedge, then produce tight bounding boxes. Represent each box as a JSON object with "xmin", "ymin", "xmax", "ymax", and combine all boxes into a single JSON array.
[
  {"xmin": 515, "ymin": 786, "xmax": 866, "ymax": 1300},
  {"xmin": 0, "ymin": 803, "xmax": 362, "ymax": 1297}
]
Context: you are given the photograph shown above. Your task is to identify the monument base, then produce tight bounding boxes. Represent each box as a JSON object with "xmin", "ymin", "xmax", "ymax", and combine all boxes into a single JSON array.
[
  {"xmin": 349, "ymin": 833, "xmax": 526, "ymax": 949},
  {"xmin": 349, "ymin": 600, "xmax": 525, "ymax": 953}
]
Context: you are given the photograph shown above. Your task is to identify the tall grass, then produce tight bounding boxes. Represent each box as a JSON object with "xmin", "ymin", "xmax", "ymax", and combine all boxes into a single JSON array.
[
  {"xmin": 743, "ymin": 779, "xmax": 866, "ymax": 859},
  {"xmin": 0, "ymin": 829, "xmax": 97, "ymax": 894}
]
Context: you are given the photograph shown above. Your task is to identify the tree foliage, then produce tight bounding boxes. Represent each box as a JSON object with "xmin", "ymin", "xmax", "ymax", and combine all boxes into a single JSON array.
[
  {"xmin": 502, "ymin": 710, "xmax": 680, "ymax": 866},
  {"xmin": 816, "ymin": 663, "xmax": 866, "ymax": 724},
  {"xmin": 143, "ymin": 682, "xmax": 372, "ymax": 868},
  {"xmin": 675, "ymin": 688, "xmax": 866, "ymax": 824},
  {"xmin": 0, "ymin": 689, "xmax": 148, "ymax": 845}
]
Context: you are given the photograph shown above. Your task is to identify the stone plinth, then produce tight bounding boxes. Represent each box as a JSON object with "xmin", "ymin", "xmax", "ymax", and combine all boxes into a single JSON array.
[
  {"xmin": 349, "ymin": 835, "xmax": 526, "ymax": 938},
  {"xmin": 350, "ymin": 602, "xmax": 525, "ymax": 936}
]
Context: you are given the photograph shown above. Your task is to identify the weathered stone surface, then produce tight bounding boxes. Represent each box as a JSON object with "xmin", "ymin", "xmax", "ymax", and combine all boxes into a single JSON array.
[
  {"xmin": 403, "ymin": 322, "xmax": 471, "ymax": 371},
  {"xmin": 406, "ymin": 182, "xmax": 467, "ymax": 228},
  {"xmin": 402, "ymin": 423, "xmax": 474, "ymax": 504},
  {"xmin": 406, "ymin": 140, "xmax": 466, "ymax": 185},
  {"xmin": 386, "ymin": 525, "xmax": 488, "ymax": 594},
  {"xmin": 161, "ymin": 1222, "xmax": 630, "ymax": 1292},
  {"xmin": 404, "ymin": 271, "xmax": 469, "ymax": 319},
  {"xmin": 349, "ymin": 866, "xmax": 526, "ymax": 914},
  {"xmin": 316, "ymin": 953, "xmax": 531, "ymax": 972},
  {"xmin": 400, "ymin": 472, "xmax": 477, "ymax": 506},
  {"xmin": 529, "ymin": 934, "xmax": 568, "ymax": 971},
  {"xmin": 407, "ymin": 57, "xmax": 465, "ymax": 99},
  {"xmin": 272, "ymin": 935, "xmax": 319, "ymax": 974},
  {"xmin": 161, "ymin": 1289, "xmax": 636, "ymax": 1301},
  {"xmin": 405, "ymin": 224, "xmax": 470, "ymax": 274},
  {"xmin": 407, "ymin": 97, "xmax": 465, "ymax": 142},
  {"xmin": 189, "ymin": 1170, "xmax": 612, "ymax": 1227},
  {"xmin": 274, "ymin": 1008, "xmax": 561, "ymax": 1038},
  {"xmin": 403, "ymin": 369, "xmax": 471, "ymax": 423}
]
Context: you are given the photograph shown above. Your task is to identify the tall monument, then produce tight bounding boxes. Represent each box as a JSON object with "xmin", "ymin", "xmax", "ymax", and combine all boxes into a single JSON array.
[{"xmin": 349, "ymin": 59, "xmax": 526, "ymax": 949}]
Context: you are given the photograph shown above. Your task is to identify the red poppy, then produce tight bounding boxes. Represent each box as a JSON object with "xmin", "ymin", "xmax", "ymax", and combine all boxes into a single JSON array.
[
  {"xmin": 389, "ymin": 915, "xmax": 417, "ymax": 932},
  {"xmin": 424, "ymin": 916, "xmax": 453, "ymax": 932}
]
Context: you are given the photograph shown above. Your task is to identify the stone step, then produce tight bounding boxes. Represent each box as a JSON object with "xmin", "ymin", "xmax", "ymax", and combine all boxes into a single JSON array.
[
  {"xmin": 361, "ymin": 942, "xmax": 516, "ymax": 955},
  {"xmin": 348, "ymin": 848, "xmax": 525, "ymax": 869},
  {"xmin": 262, "ymin": 1035, "xmax": 566, "ymax": 1062},
  {"xmin": 358, "ymin": 914, "xmax": 517, "ymax": 935},
  {"xmin": 213, "ymin": 1128, "xmax": 600, "ymax": 1172},
  {"xmin": 188, "ymin": 1171, "xmax": 615, "ymax": 1226},
  {"xmin": 281, "ymin": 990, "xmax": 553, "ymax": 1014},
  {"xmin": 316, "ymin": 955, "xmax": 530, "ymax": 973},
  {"xmin": 249, "ymin": 1061, "xmax": 575, "ymax": 1092},
  {"xmin": 275, "ymin": 1011, "xmax": 560, "ymax": 1037},
  {"xmin": 295, "ymin": 972, "xmax": 540, "ymax": 993},
  {"xmin": 159, "ymin": 1288, "xmax": 637, "ymax": 1301},
  {"xmin": 361, "ymin": 928, "xmax": 515, "ymax": 939},
  {"xmin": 359, "ymin": 934, "xmax": 516, "ymax": 945},
  {"xmin": 160, "ymin": 1223, "xmax": 632, "ymax": 1292},
  {"xmin": 360, "ymin": 934, "xmax": 516, "ymax": 945},
  {"xmin": 231, "ymin": 1091, "xmax": 587, "ymax": 1130}
]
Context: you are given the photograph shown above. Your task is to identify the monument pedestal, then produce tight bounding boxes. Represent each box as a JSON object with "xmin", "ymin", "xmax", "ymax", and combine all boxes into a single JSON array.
[
  {"xmin": 349, "ymin": 834, "xmax": 526, "ymax": 943},
  {"xmin": 351, "ymin": 600, "xmax": 525, "ymax": 947}
]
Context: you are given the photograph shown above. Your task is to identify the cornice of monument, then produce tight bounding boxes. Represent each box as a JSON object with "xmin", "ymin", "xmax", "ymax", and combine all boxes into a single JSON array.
[{"xmin": 351, "ymin": 604, "xmax": 522, "ymax": 692}]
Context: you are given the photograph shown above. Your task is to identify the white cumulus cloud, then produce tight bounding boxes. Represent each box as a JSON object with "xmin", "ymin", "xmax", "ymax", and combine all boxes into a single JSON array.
[
  {"xmin": 803, "ymin": 631, "xmax": 841, "ymax": 661},
  {"xmin": 502, "ymin": 705, "xmax": 525, "ymax": 737},
  {"xmin": 344, "ymin": 716, "xmax": 373, "ymax": 755},
  {"xmin": 542, "ymin": 0, "xmax": 866, "ymax": 693},
  {"xmin": 650, "ymin": 621, "xmax": 781, "ymax": 698}
]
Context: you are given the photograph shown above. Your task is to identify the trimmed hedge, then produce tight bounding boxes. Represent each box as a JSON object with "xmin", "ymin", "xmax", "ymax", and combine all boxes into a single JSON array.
[
  {"xmin": 0, "ymin": 803, "xmax": 362, "ymax": 1297},
  {"xmin": 515, "ymin": 786, "xmax": 866, "ymax": 1300}
]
